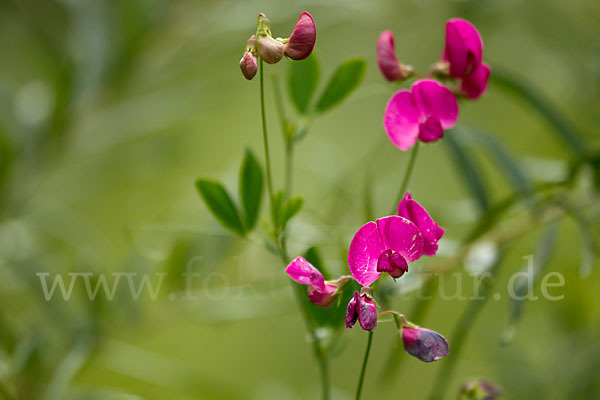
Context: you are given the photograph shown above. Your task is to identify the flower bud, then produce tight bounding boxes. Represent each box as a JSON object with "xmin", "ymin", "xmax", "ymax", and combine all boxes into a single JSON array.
[
  {"xmin": 240, "ymin": 52, "xmax": 258, "ymax": 80},
  {"xmin": 458, "ymin": 379, "xmax": 502, "ymax": 400},
  {"xmin": 284, "ymin": 11, "xmax": 316, "ymax": 60},
  {"xmin": 346, "ymin": 289, "xmax": 377, "ymax": 331},
  {"xmin": 377, "ymin": 31, "xmax": 412, "ymax": 82},
  {"xmin": 256, "ymin": 13, "xmax": 284, "ymax": 64},
  {"xmin": 402, "ymin": 325, "xmax": 449, "ymax": 362}
]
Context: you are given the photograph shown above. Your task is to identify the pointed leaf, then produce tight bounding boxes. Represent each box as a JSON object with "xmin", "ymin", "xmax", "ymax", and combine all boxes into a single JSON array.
[
  {"xmin": 239, "ymin": 149, "xmax": 264, "ymax": 230},
  {"xmin": 195, "ymin": 179, "xmax": 245, "ymax": 235},
  {"xmin": 283, "ymin": 197, "xmax": 303, "ymax": 226},
  {"xmin": 315, "ymin": 58, "xmax": 366, "ymax": 114},
  {"xmin": 288, "ymin": 54, "xmax": 319, "ymax": 114}
]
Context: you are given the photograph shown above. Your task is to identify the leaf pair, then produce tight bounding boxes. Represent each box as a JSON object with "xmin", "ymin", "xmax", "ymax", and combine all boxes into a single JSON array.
[
  {"xmin": 195, "ymin": 150, "xmax": 263, "ymax": 236},
  {"xmin": 288, "ymin": 55, "xmax": 366, "ymax": 117}
]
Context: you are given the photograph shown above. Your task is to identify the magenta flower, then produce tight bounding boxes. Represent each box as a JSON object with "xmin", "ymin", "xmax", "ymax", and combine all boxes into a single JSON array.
[
  {"xmin": 346, "ymin": 290, "xmax": 377, "ymax": 331},
  {"xmin": 443, "ymin": 18, "xmax": 490, "ymax": 99},
  {"xmin": 397, "ymin": 192, "xmax": 444, "ymax": 256},
  {"xmin": 402, "ymin": 325, "xmax": 449, "ymax": 362},
  {"xmin": 348, "ymin": 216, "xmax": 424, "ymax": 287},
  {"xmin": 383, "ymin": 79, "xmax": 459, "ymax": 151},
  {"xmin": 284, "ymin": 12, "xmax": 316, "ymax": 60},
  {"xmin": 286, "ymin": 257, "xmax": 351, "ymax": 307},
  {"xmin": 377, "ymin": 31, "xmax": 412, "ymax": 82}
]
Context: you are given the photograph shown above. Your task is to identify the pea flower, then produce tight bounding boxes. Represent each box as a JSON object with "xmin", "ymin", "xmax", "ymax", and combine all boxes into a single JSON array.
[
  {"xmin": 376, "ymin": 31, "xmax": 413, "ymax": 82},
  {"xmin": 256, "ymin": 14, "xmax": 285, "ymax": 64},
  {"xmin": 348, "ymin": 216, "xmax": 424, "ymax": 287},
  {"xmin": 285, "ymin": 257, "xmax": 351, "ymax": 307},
  {"xmin": 397, "ymin": 192, "xmax": 444, "ymax": 256},
  {"xmin": 346, "ymin": 288, "xmax": 377, "ymax": 331},
  {"xmin": 402, "ymin": 325, "xmax": 449, "ymax": 362},
  {"xmin": 383, "ymin": 79, "xmax": 458, "ymax": 151},
  {"xmin": 283, "ymin": 12, "xmax": 316, "ymax": 60},
  {"xmin": 443, "ymin": 18, "xmax": 490, "ymax": 99}
]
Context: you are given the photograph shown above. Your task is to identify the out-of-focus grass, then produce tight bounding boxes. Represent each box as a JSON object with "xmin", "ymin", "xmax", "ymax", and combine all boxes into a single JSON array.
[{"xmin": 0, "ymin": 0, "xmax": 598, "ymax": 399}]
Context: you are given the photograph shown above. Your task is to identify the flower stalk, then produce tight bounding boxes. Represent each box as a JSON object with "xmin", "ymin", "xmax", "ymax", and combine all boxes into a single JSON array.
[{"xmin": 355, "ymin": 331, "xmax": 374, "ymax": 400}]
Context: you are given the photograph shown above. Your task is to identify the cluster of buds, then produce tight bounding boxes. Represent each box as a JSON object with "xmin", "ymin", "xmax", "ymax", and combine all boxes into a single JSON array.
[{"xmin": 240, "ymin": 12, "xmax": 316, "ymax": 80}]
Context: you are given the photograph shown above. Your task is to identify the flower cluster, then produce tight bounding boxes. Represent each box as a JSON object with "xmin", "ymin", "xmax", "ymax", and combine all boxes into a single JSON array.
[
  {"xmin": 379, "ymin": 18, "xmax": 489, "ymax": 151},
  {"xmin": 240, "ymin": 12, "xmax": 316, "ymax": 80}
]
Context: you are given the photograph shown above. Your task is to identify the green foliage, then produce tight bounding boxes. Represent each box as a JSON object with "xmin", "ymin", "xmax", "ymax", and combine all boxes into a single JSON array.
[
  {"xmin": 315, "ymin": 58, "xmax": 366, "ymax": 114},
  {"xmin": 195, "ymin": 179, "xmax": 245, "ymax": 236},
  {"xmin": 288, "ymin": 55, "xmax": 319, "ymax": 114},
  {"xmin": 271, "ymin": 191, "xmax": 303, "ymax": 231},
  {"xmin": 239, "ymin": 149, "xmax": 264, "ymax": 230}
]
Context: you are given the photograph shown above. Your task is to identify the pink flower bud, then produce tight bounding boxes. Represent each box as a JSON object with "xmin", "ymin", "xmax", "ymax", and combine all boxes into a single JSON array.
[
  {"xmin": 240, "ymin": 52, "xmax": 258, "ymax": 80},
  {"xmin": 346, "ymin": 289, "xmax": 377, "ymax": 331},
  {"xmin": 460, "ymin": 62, "xmax": 490, "ymax": 100},
  {"xmin": 443, "ymin": 18, "xmax": 483, "ymax": 78},
  {"xmin": 402, "ymin": 325, "xmax": 449, "ymax": 362},
  {"xmin": 377, "ymin": 31, "xmax": 412, "ymax": 82},
  {"xmin": 284, "ymin": 11, "xmax": 316, "ymax": 60}
]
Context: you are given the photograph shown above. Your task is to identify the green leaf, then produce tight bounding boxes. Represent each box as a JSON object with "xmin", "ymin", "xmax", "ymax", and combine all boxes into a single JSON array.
[
  {"xmin": 239, "ymin": 149, "xmax": 264, "ymax": 230},
  {"xmin": 195, "ymin": 179, "xmax": 245, "ymax": 236},
  {"xmin": 445, "ymin": 131, "xmax": 491, "ymax": 212},
  {"xmin": 315, "ymin": 58, "xmax": 366, "ymax": 114},
  {"xmin": 288, "ymin": 54, "xmax": 319, "ymax": 114},
  {"xmin": 282, "ymin": 197, "xmax": 303, "ymax": 226},
  {"xmin": 490, "ymin": 69, "xmax": 586, "ymax": 155}
]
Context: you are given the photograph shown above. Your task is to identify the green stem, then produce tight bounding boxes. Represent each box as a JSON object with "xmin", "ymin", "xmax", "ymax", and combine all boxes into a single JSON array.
[
  {"xmin": 259, "ymin": 59, "xmax": 274, "ymax": 204},
  {"xmin": 285, "ymin": 141, "xmax": 293, "ymax": 199},
  {"xmin": 355, "ymin": 331, "xmax": 374, "ymax": 400},
  {"xmin": 392, "ymin": 141, "xmax": 420, "ymax": 214}
]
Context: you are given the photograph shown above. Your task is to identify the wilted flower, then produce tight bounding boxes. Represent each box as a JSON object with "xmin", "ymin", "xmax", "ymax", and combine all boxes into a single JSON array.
[
  {"xmin": 348, "ymin": 216, "xmax": 424, "ymax": 287},
  {"xmin": 458, "ymin": 379, "xmax": 502, "ymax": 400},
  {"xmin": 286, "ymin": 256, "xmax": 351, "ymax": 307},
  {"xmin": 384, "ymin": 79, "xmax": 458, "ymax": 151},
  {"xmin": 346, "ymin": 289, "xmax": 377, "ymax": 331},
  {"xmin": 397, "ymin": 192, "xmax": 444, "ymax": 256},
  {"xmin": 402, "ymin": 325, "xmax": 449, "ymax": 362},
  {"xmin": 284, "ymin": 11, "xmax": 316, "ymax": 60},
  {"xmin": 377, "ymin": 31, "xmax": 413, "ymax": 82},
  {"xmin": 443, "ymin": 18, "xmax": 490, "ymax": 99}
]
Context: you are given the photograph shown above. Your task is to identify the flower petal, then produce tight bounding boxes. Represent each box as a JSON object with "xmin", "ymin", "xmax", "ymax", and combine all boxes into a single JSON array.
[
  {"xmin": 418, "ymin": 116, "xmax": 444, "ymax": 143},
  {"xmin": 411, "ymin": 79, "xmax": 458, "ymax": 129},
  {"xmin": 307, "ymin": 283, "xmax": 337, "ymax": 307},
  {"xmin": 377, "ymin": 31, "xmax": 404, "ymax": 82},
  {"xmin": 345, "ymin": 291, "xmax": 359, "ymax": 328},
  {"xmin": 285, "ymin": 257, "xmax": 325, "ymax": 290},
  {"xmin": 376, "ymin": 216, "xmax": 424, "ymax": 262},
  {"xmin": 444, "ymin": 18, "xmax": 483, "ymax": 78},
  {"xmin": 284, "ymin": 11, "xmax": 316, "ymax": 60},
  {"xmin": 461, "ymin": 62, "xmax": 490, "ymax": 100},
  {"xmin": 348, "ymin": 221, "xmax": 385, "ymax": 287},
  {"xmin": 357, "ymin": 294, "xmax": 377, "ymax": 331},
  {"xmin": 383, "ymin": 90, "xmax": 420, "ymax": 151},
  {"xmin": 397, "ymin": 194, "xmax": 445, "ymax": 256}
]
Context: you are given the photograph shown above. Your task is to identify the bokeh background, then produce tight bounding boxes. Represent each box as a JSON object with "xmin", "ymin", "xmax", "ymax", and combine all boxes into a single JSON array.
[{"xmin": 1, "ymin": 0, "xmax": 599, "ymax": 399}]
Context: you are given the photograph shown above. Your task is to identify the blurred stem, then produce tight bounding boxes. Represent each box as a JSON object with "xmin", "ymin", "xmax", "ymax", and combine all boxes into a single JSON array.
[
  {"xmin": 259, "ymin": 59, "xmax": 275, "ymax": 206},
  {"xmin": 271, "ymin": 74, "xmax": 295, "ymax": 200},
  {"xmin": 355, "ymin": 331, "xmax": 374, "ymax": 400},
  {"xmin": 392, "ymin": 141, "xmax": 420, "ymax": 213}
]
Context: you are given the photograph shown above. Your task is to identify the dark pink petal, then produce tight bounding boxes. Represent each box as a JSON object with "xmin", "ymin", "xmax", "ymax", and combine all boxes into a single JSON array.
[
  {"xmin": 383, "ymin": 90, "xmax": 420, "ymax": 151},
  {"xmin": 402, "ymin": 326, "xmax": 449, "ymax": 362},
  {"xmin": 377, "ymin": 31, "xmax": 405, "ymax": 82},
  {"xmin": 397, "ymin": 192, "xmax": 445, "ymax": 256},
  {"xmin": 284, "ymin": 11, "xmax": 316, "ymax": 60},
  {"xmin": 285, "ymin": 256, "xmax": 325, "ymax": 291},
  {"xmin": 240, "ymin": 52, "xmax": 258, "ymax": 80},
  {"xmin": 444, "ymin": 18, "xmax": 483, "ymax": 78},
  {"xmin": 411, "ymin": 79, "xmax": 459, "ymax": 130},
  {"xmin": 357, "ymin": 294, "xmax": 377, "ymax": 331},
  {"xmin": 348, "ymin": 221, "xmax": 385, "ymax": 287},
  {"xmin": 376, "ymin": 216, "xmax": 424, "ymax": 262},
  {"xmin": 346, "ymin": 291, "xmax": 359, "ymax": 328},
  {"xmin": 377, "ymin": 249, "xmax": 408, "ymax": 279},
  {"xmin": 418, "ymin": 116, "xmax": 444, "ymax": 143},
  {"xmin": 461, "ymin": 62, "xmax": 490, "ymax": 100},
  {"xmin": 307, "ymin": 283, "xmax": 338, "ymax": 307}
]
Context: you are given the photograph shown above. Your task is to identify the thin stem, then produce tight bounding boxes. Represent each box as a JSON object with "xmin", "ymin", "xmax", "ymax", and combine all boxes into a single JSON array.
[
  {"xmin": 259, "ymin": 59, "xmax": 274, "ymax": 203},
  {"xmin": 285, "ymin": 141, "xmax": 293, "ymax": 199},
  {"xmin": 271, "ymin": 74, "xmax": 294, "ymax": 200},
  {"xmin": 391, "ymin": 141, "xmax": 420, "ymax": 213},
  {"xmin": 355, "ymin": 331, "xmax": 374, "ymax": 400}
]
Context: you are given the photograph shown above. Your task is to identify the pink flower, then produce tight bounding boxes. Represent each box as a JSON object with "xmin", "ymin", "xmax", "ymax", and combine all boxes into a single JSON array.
[
  {"xmin": 348, "ymin": 216, "xmax": 424, "ymax": 287},
  {"xmin": 346, "ymin": 290, "xmax": 377, "ymax": 331},
  {"xmin": 397, "ymin": 192, "xmax": 444, "ymax": 256},
  {"xmin": 284, "ymin": 12, "xmax": 316, "ymax": 60},
  {"xmin": 383, "ymin": 79, "xmax": 459, "ymax": 151},
  {"xmin": 377, "ymin": 31, "xmax": 412, "ymax": 82},
  {"xmin": 402, "ymin": 325, "xmax": 449, "ymax": 362},
  {"xmin": 443, "ymin": 18, "xmax": 490, "ymax": 99},
  {"xmin": 285, "ymin": 257, "xmax": 351, "ymax": 307}
]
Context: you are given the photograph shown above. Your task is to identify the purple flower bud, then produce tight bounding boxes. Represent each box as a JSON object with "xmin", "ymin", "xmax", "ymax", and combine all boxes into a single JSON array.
[
  {"xmin": 458, "ymin": 379, "xmax": 502, "ymax": 400},
  {"xmin": 402, "ymin": 325, "xmax": 449, "ymax": 362},
  {"xmin": 377, "ymin": 31, "xmax": 412, "ymax": 82},
  {"xmin": 460, "ymin": 62, "xmax": 490, "ymax": 100},
  {"xmin": 346, "ymin": 290, "xmax": 377, "ymax": 331},
  {"xmin": 240, "ymin": 52, "xmax": 258, "ymax": 80},
  {"xmin": 284, "ymin": 11, "xmax": 316, "ymax": 60}
]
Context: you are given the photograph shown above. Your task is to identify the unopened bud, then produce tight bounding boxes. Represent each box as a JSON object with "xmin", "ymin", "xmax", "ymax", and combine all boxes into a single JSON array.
[
  {"xmin": 402, "ymin": 325, "xmax": 449, "ymax": 362},
  {"xmin": 240, "ymin": 52, "xmax": 258, "ymax": 80}
]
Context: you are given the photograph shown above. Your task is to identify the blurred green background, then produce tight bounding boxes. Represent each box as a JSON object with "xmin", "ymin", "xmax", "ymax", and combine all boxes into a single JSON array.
[{"xmin": 0, "ymin": 0, "xmax": 599, "ymax": 399}]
